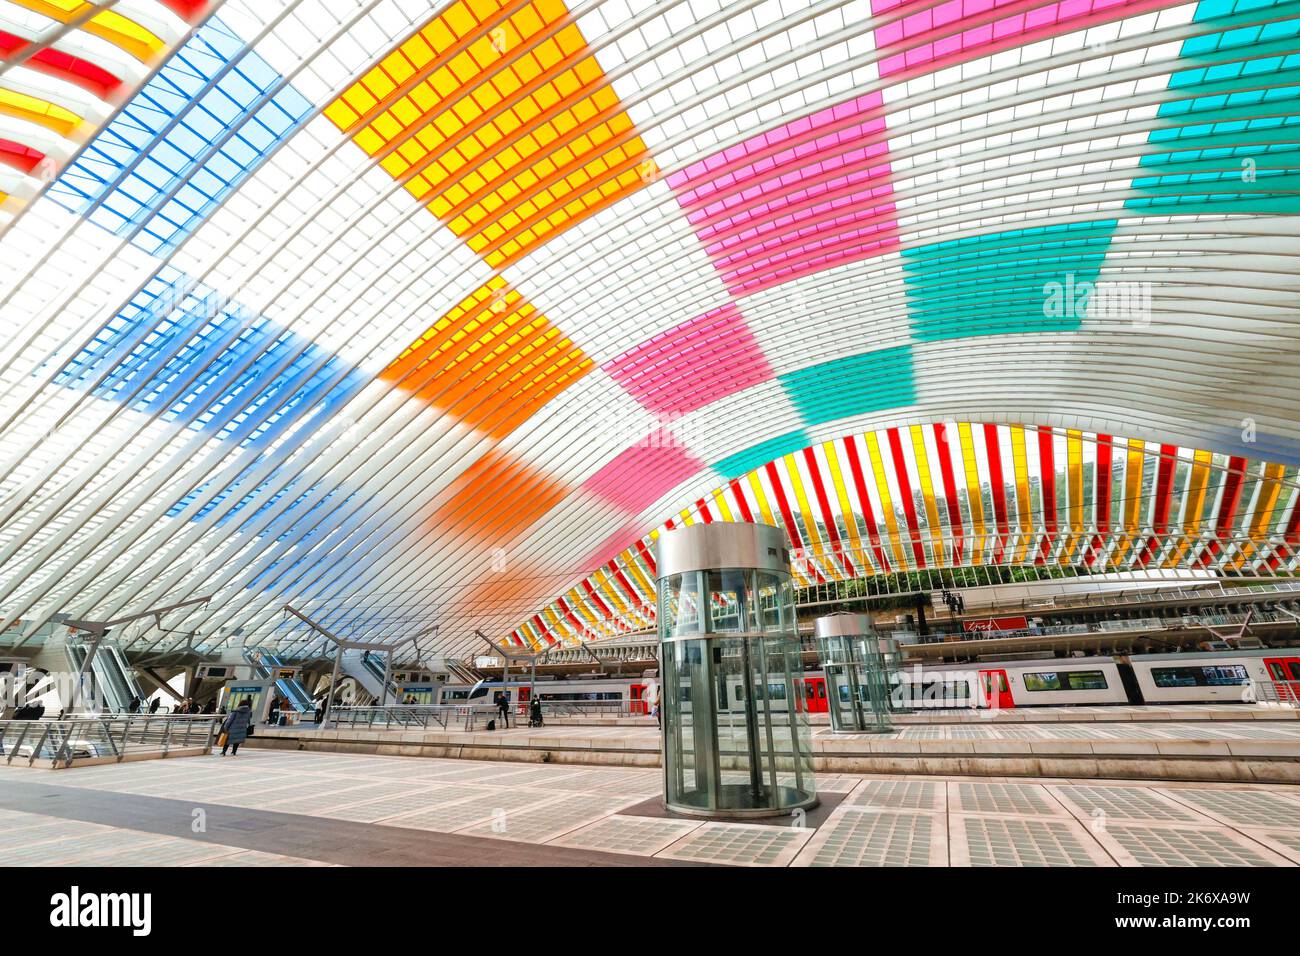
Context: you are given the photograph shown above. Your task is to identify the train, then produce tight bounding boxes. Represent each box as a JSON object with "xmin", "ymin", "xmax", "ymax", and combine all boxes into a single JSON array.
[
  {"xmin": 439, "ymin": 648, "xmax": 1300, "ymax": 712},
  {"xmin": 440, "ymin": 676, "xmax": 659, "ymax": 714}
]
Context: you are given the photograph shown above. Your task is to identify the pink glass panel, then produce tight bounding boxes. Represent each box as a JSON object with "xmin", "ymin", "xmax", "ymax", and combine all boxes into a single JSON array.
[
  {"xmin": 668, "ymin": 92, "xmax": 899, "ymax": 295},
  {"xmin": 602, "ymin": 304, "xmax": 774, "ymax": 416},
  {"xmin": 869, "ymin": 0, "xmax": 1187, "ymax": 77},
  {"xmin": 582, "ymin": 430, "xmax": 704, "ymax": 515}
]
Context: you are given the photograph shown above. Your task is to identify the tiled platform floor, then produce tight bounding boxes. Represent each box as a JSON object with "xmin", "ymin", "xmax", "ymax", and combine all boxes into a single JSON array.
[{"xmin": 3, "ymin": 750, "xmax": 1300, "ymax": 866}]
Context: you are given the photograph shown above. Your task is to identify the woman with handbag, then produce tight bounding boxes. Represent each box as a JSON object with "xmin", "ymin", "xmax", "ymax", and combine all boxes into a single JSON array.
[{"xmin": 219, "ymin": 698, "xmax": 254, "ymax": 756}]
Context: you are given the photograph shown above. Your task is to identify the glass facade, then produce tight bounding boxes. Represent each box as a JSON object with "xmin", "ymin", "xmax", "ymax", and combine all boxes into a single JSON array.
[{"xmin": 658, "ymin": 526, "xmax": 816, "ymax": 817}]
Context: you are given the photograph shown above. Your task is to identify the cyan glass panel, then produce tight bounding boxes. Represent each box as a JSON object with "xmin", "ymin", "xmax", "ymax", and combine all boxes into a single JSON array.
[
  {"xmin": 1128, "ymin": 0, "xmax": 1300, "ymax": 214},
  {"xmin": 713, "ymin": 430, "xmax": 812, "ymax": 480},
  {"xmin": 779, "ymin": 346, "xmax": 915, "ymax": 425},
  {"xmin": 903, "ymin": 222, "xmax": 1116, "ymax": 340}
]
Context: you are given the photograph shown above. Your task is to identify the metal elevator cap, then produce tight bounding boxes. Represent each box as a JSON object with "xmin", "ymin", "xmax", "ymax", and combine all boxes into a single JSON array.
[
  {"xmin": 814, "ymin": 612, "xmax": 874, "ymax": 640},
  {"xmin": 654, "ymin": 522, "xmax": 790, "ymax": 579}
]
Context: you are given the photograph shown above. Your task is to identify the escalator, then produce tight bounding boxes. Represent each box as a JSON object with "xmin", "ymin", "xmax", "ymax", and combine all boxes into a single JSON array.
[
  {"xmin": 244, "ymin": 649, "xmax": 316, "ymax": 715},
  {"xmin": 339, "ymin": 649, "xmax": 390, "ymax": 702},
  {"xmin": 65, "ymin": 641, "xmax": 145, "ymax": 713}
]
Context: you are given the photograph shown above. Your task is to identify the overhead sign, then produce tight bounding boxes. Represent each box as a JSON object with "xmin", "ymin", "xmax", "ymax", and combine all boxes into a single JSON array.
[{"xmin": 962, "ymin": 616, "xmax": 1029, "ymax": 634}]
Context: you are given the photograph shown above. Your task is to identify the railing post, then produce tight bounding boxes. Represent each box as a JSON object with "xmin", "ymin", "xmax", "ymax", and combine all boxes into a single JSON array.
[
  {"xmin": 44, "ymin": 723, "xmax": 65, "ymax": 768},
  {"xmin": 7, "ymin": 722, "xmax": 31, "ymax": 766}
]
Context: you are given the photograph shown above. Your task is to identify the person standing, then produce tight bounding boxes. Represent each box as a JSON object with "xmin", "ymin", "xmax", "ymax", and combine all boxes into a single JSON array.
[
  {"xmin": 496, "ymin": 690, "xmax": 510, "ymax": 729},
  {"xmin": 219, "ymin": 698, "xmax": 254, "ymax": 756}
]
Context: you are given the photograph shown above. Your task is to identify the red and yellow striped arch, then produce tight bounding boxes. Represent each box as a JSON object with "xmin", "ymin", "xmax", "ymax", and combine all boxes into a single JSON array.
[{"xmin": 510, "ymin": 424, "xmax": 1300, "ymax": 647}]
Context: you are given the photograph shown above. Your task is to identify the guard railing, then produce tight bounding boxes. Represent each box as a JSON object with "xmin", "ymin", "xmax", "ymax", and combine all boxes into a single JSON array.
[
  {"xmin": 1253, "ymin": 680, "xmax": 1300, "ymax": 707},
  {"xmin": 328, "ymin": 704, "xmax": 468, "ymax": 731},
  {"xmin": 0, "ymin": 715, "xmax": 218, "ymax": 768}
]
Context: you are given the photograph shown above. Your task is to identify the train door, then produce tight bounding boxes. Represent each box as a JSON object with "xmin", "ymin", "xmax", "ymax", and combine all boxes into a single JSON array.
[
  {"xmin": 629, "ymin": 683, "xmax": 647, "ymax": 715},
  {"xmin": 1264, "ymin": 657, "xmax": 1300, "ymax": 704},
  {"xmin": 802, "ymin": 677, "xmax": 828, "ymax": 713},
  {"xmin": 517, "ymin": 685, "xmax": 530, "ymax": 715},
  {"xmin": 978, "ymin": 670, "xmax": 1014, "ymax": 709}
]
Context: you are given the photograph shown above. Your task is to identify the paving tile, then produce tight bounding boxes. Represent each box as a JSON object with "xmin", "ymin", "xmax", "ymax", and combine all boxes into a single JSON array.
[
  {"xmin": 793, "ymin": 808, "xmax": 947, "ymax": 866},
  {"xmin": 847, "ymin": 779, "xmax": 946, "ymax": 813},
  {"xmin": 1156, "ymin": 788, "xmax": 1300, "ymax": 829},
  {"xmin": 656, "ymin": 821, "xmax": 812, "ymax": 866},
  {"xmin": 948, "ymin": 782, "xmax": 1069, "ymax": 817},
  {"xmin": 949, "ymin": 815, "xmax": 1114, "ymax": 867},
  {"xmin": 548, "ymin": 815, "xmax": 703, "ymax": 856},
  {"xmin": 456, "ymin": 793, "xmax": 638, "ymax": 843},
  {"xmin": 1094, "ymin": 823, "xmax": 1289, "ymax": 867},
  {"xmin": 1047, "ymin": 785, "xmax": 1213, "ymax": 825}
]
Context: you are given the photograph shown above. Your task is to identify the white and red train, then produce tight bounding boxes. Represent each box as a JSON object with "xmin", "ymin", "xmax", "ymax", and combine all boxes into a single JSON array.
[{"xmin": 443, "ymin": 649, "xmax": 1300, "ymax": 712}]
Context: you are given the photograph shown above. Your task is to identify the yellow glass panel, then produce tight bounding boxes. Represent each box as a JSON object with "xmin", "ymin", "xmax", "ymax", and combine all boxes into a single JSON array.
[
  {"xmin": 324, "ymin": 0, "xmax": 649, "ymax": 268},
  {"xmin": 0, "ymin": 87, "xmax": 80, "ymax": 136},
  {"xmin": 8, "ymin": 0, "xmax": 165, "ymax": 61}
]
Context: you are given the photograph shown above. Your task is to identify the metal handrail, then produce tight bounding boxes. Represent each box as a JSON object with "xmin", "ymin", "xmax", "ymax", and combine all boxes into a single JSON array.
[
  {"xmin": 328, "ymin": 704, "xmax": 458, "ymax": 731},
  {"xmin": 326, "ymin": 700, "xmax": 645, "ymax": 732},
  {"xmin": 0, "ymin": 715, "xmax": 218, "ymax": 768},
  {"xmin": 1252, "ymin": 680, "xmax": 1300, "ymax": 706}
]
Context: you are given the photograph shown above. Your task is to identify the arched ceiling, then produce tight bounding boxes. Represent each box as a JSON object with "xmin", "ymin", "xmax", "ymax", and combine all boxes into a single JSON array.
[{"xmin": 0, "ymin": 0, "xmax": 1297, "ymax": 661}]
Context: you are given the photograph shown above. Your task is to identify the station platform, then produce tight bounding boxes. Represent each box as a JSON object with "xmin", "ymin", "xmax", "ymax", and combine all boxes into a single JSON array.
[
  {"xmin": 547, "ymin": 704, "xmax": 1300, "ymax": 727},
  {"xmin": 254, "ymin": 705, "xmax": 1300, "ymax": 785},
  {"xmin": 2, "ymin": 750, "xmax": 1298, "ymax": 867}
]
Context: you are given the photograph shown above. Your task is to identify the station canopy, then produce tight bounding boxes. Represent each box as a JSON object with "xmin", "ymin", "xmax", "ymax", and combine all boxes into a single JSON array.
[{"xmin": 0, "ymin": 0, "xmax": 1297, "ymax": 661}]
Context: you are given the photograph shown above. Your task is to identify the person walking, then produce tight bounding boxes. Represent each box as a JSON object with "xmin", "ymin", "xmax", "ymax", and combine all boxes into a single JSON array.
[{"xmin": 219, "ymin": 697, "xmax": 254, "ymax": 756}]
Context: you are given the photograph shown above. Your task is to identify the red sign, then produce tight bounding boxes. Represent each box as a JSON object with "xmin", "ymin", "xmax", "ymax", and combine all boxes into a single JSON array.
[{"xmin": 962, "ymin": 615, "xmax": 1029, "ymax": 633}]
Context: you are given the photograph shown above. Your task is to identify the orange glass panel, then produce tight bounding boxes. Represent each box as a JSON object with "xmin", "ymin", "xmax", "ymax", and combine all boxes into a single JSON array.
[
  {"xmin": 380, "ymin": 279, "xmax": 591, "ymax": 438},
  {"xmin": 428, "ymin": 448, "xmax": 570, "ymax": 546}
]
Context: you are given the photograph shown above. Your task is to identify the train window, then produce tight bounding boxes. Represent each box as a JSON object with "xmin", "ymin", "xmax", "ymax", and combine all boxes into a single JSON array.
[
  {"xmin": 1023, "ymin": 672, "xmax": 1061, "ymax": 692},
  {"xmin": 1151, "ymin": 665, "xmax": 1249, "ymax": 688},
  {"xmin": 920, "ymin": 681, "xmax": 970, "ymax": 703},
  {"xmin": 1065, "ymin": 671, "xmax": 1109, "ymax": 690},
  {"xmin": 1022, "ymin": 671, "xmax": 1108, "ymax": 692},
  {"xmin": 1269, "ymin": 663, "xmax": 1286, "ymax": 680},
  {"xmin": 1289, "ymin": 663, "xmax": 1300, "ymax": 681}
]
